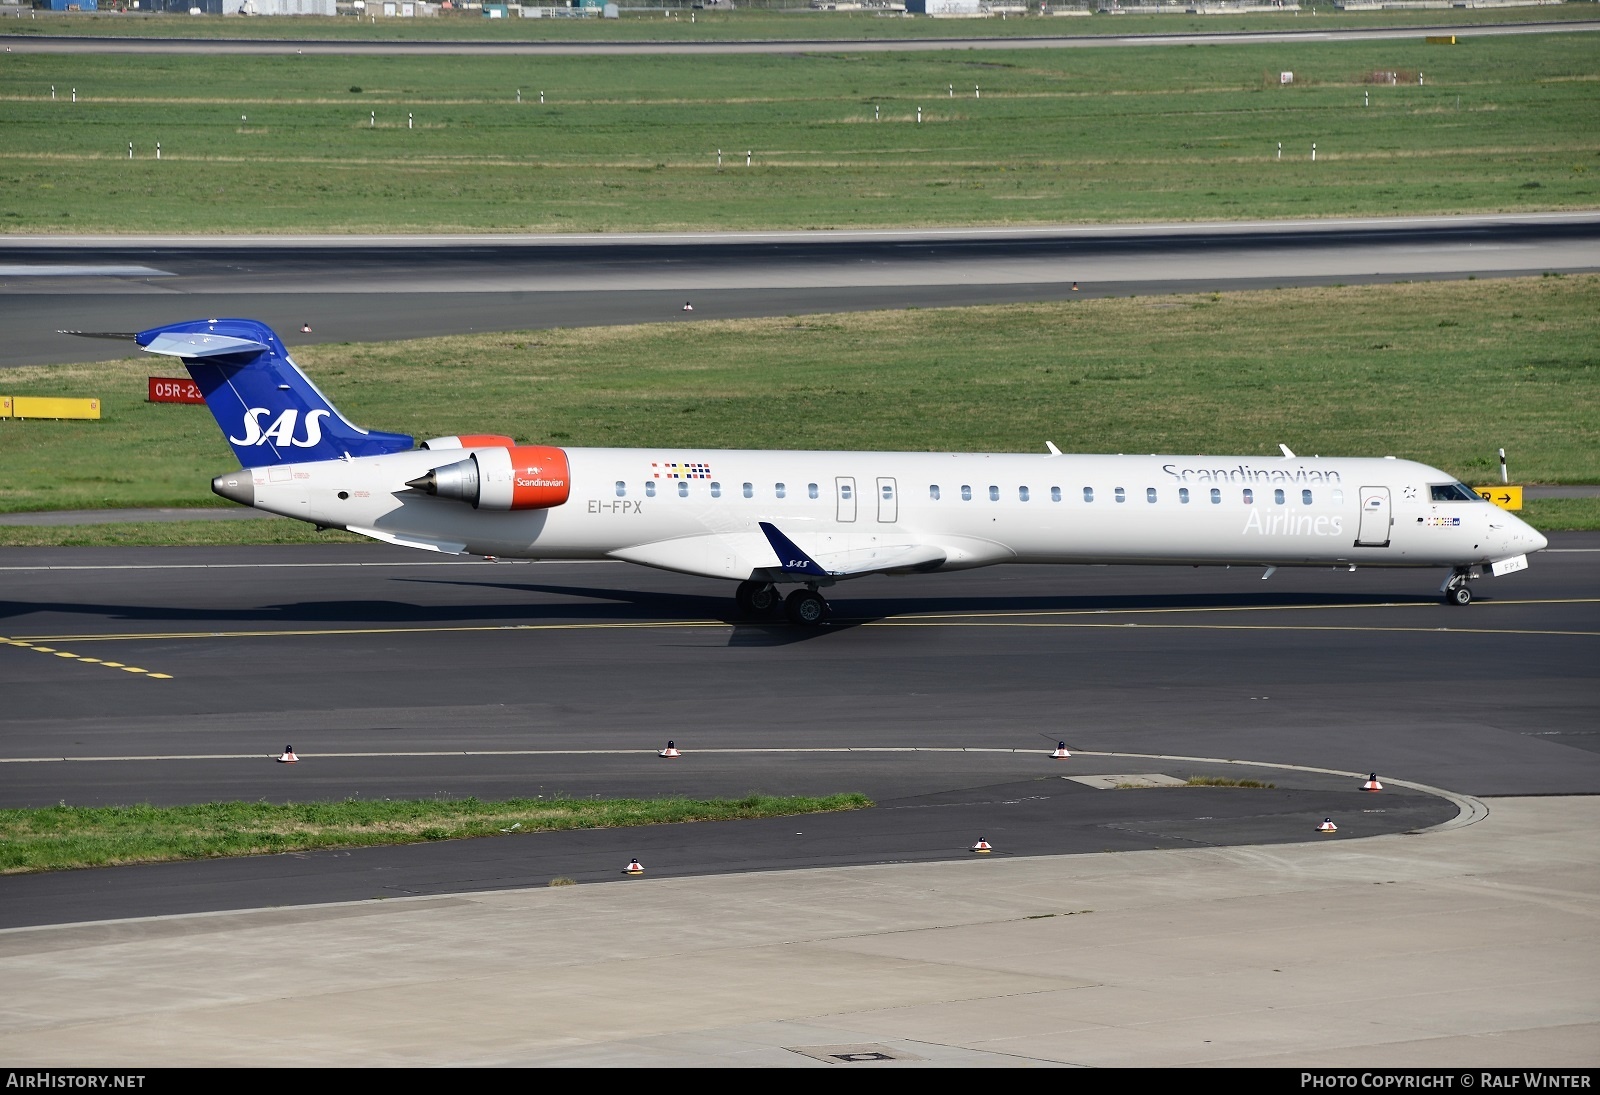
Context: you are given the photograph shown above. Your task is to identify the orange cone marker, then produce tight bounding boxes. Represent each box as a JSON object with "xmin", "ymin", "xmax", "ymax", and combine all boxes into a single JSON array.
[
  {"xmin": 277, "ymin": 745, "xmax": 298, "ymax": 763},
  {"xmin": 624, "ymin": 858, "xmax": 645, "ymax": 875},
  {"xmin": 1317, "ymin": 818, "xmax": 1338, "ymax": 833},
  {"xmin": 971, "ymin": 838, "xmax": 993, "ymax": 854},
  {"xmin": 658, "ymin": 740, "xmax": 681, "ymax": 759},
  {"xmin": 1361, "ymin": 772, "xmax": 1383, "ymax": 792},
  {"xmin": 1051, "ymin": 741, "xmax": 1071, "ymax": 759}
]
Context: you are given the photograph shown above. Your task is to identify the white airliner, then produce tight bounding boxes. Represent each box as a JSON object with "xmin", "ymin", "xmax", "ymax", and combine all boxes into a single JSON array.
[{"xmin": 127, "ymin": 318, "xmax": 1547, "ymax": 624}]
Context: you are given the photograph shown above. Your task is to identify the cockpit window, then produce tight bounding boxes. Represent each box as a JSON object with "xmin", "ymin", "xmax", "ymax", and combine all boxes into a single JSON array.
[{"xmin": 1430, "ymin": 483, "xmax": 1481, "ymax": 502}]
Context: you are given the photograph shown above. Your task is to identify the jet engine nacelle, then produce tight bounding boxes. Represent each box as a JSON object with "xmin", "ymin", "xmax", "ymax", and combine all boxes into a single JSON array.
[
  {"xmin": 406, "ymin": 445, "xmax": 571, "ymax": 511},
  {"xmin": 420, "ymin": 434, "xmax": 517, "ymax": 451}
]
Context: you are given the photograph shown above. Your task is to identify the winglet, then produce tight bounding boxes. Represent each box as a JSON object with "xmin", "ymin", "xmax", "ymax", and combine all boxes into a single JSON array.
[{"xmin": 758, "ymin": 522, "xmax": 830, "ymax": 577}]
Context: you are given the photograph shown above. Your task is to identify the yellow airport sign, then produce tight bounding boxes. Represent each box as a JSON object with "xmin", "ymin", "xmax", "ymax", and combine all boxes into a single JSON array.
[
  {"xmin": 1426, "ymin": 35, "xmax": 1458, "ymax": 45},
  {"xmin": 0, "ymin": 396, "xmax": 10, "ymax": 418},
  {"xmin": 1474, "ymin": 485, "xmax": 1523, "ymax": 511},
  {"xmin": 7, "ymin": 397, "xmax": 101, "ymax": 421}
]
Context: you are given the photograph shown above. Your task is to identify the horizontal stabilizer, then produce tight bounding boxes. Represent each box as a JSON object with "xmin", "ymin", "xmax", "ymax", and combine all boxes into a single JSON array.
[
  {"xmin": 59, "ymin": 330, "xmax": 138, "ymax": 342},
  {"xmin": 143, "ymin": 331, "xmax": 269, "ymax": 359},
  {"xmin": 346, "ymin": 525, "xmax": 466, "ymax": 555}
]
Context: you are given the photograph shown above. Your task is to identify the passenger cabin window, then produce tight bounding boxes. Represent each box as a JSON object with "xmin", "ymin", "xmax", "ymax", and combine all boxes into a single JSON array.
[
  {"xmin": 988, "ymin": 485, "xmax": 1000, "ymax": 501},
  {"xmin": 775, "ymin": 483, "xmax": 786, "ymax": 499},
  {"xmin": 882, "ymin": 483, "xmax": 894, "ymax": 500},
  {"xmin": 1179, "ymin": 487, "xmax": 1190, "ymax": 504},
  {"xmin": 1302, "ymin": 489, "xmax": 1313, "ymax": 505},
  {"xmin": 1083, "ymin": 487, "xmax": 1094, "ymax": 503},
  {"xmin": 961, "ymin": 485, "xmax": 973, "ymax": 501},
  {"xmin": 710, "ymin": 482, "xmax": 722, "ymax": 498},
  {"xmin": 808, "ymin": 483, "xmax": 819, "ymax": 499},
  {"xmin": 930, "ymin": 484, "xmax": 941, "ymax": 501},
  {"xmin": 840, "ymin": 483, "xmax": 853, "ymax": 500},
  {"xmin": 1114, "ymin": 487, "xmax": 1126, "ymax": 503},
  {"xmin": 615, "ymin": 481, "xmax": 626, "ymax": 498},
  {"xmin": 1146, "ymin": 487, "xmax": 1157, "ymax": 503},
  {"xmin": 677, "ymin": 481, "xmax": 689, "ymax": 498},
  {"xmin": 742, "ymin": 482, "xmax": 753, "ymax": 499},
  {"xmin": 1210, "ymin": 488, "xmax": 1221, "ymax": 504},
  {"xmin": 1274, "ymin": 488, "xmax": 1285, "ymax": 505},
  {"xmin": 1431, "ymin": 483, "xmax": 1480, "ymax": 502},
  {"xmin": 1019, "ymin": 486, "xmax": 1030, "ymax": 502},
  {"xmin": 1242, "ymin": 488, "xmax": 1254, "ymax": 504},
  {"xmin": 646, "ymin": 481, "xmax": 657, "ymax": 498},
  {"xmin": 1050, "ymin": 486, "xmax": 1061, "ymax": 502},
  {"xmin": 1332, "ymin": 489, "xmax": 1344, "ymax": 505}
]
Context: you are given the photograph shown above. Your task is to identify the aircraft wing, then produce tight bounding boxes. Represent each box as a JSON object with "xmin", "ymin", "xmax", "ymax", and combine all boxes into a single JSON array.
[
  {"xmin": 759, "ymin": 522, "xmax": 945, "ymax": 577},
  {"xmin": 607, "ymin": 525, "xmax": 947, "ymax": 582}
]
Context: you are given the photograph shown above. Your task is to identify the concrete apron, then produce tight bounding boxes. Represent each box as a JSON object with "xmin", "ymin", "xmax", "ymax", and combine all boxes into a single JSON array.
[{"xmin": 0, "ymin": 796, "xmax": 1595, "ymax": 1067}]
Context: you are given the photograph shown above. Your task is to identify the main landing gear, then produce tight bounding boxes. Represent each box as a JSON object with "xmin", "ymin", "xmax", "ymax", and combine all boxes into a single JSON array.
[
  {"xmin": 734, "ymin": 580, "xmax": 831, "ymax": 625},
  {"xmin": 1442, "ymin": 568, "xmax": 1475, "ymax": 606}
]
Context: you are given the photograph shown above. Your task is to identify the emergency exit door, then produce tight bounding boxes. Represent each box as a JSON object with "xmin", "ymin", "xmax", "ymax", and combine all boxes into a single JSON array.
[
  {"xmin": 1355, "ymin": 486, "xmax": 1391, "ymax": 547},
  {"xmin": 836, "ymin": 477, "xmax": 857, "ymax": 523},
  {"xmin": 877, "ymin": 477, "xmax": 898, "ymax": 523}
]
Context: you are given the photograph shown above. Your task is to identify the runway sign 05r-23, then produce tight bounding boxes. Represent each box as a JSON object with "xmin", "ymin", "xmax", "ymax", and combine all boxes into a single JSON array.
[{"xmin": 148, "ymin": 377, "xmax": 206, "ymax": 405}]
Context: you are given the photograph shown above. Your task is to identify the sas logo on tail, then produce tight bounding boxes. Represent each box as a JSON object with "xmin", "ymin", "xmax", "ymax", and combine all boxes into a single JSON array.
[{"xmin": 230, "ymin": 408, "xmax": 331, "ymax": 448}]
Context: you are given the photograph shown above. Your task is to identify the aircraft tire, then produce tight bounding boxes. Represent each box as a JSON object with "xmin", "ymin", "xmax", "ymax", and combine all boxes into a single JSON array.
[
  {"xmin": 784, "ymin": 588, "xmax": 829, "ymax": 626},
  {"xmin": 1447, "ymin": 584, "xmax": 1473, "ymax": 606},
  {"xmin": 736, "ymin": 580, "xmax": 779, "ymax": 617}
]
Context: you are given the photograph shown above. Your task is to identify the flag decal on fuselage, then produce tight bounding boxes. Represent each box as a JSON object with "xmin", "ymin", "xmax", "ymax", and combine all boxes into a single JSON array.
[{"xmin": 653, "ymin": 462, "xmax": 712, "ymax": 480}]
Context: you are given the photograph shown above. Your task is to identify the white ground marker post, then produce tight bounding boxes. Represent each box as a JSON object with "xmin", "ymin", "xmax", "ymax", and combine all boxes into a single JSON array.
[
  {"xmin": 1277, "ymin": 141, "xmax": 1282, "ymax": 160},
  {"xmin": 975, "ymin": 84, "xmax": 980, "ymax": 99},
  {"xmin": 72, "ymin": 88, "xmax": 76, "ymax": 102},
  {"xmin": 1500, "ymin": 447, "xmax": 1509, "ymax": 485},
  {"xmin": 408, "ymin": 112, "xmax": 413, "ymax": 130},
  {"xmin": 540, "ymin": 90, "xmax": 545, "ymax": 104},
  {"xmin": 1311, "ymin": 142, "xmax": 1317, "ymax": 161},
  {"xmin": 516, "ymin": 88, "xmax": 521, "ymax": 103},
  {"xmin": 51, "ymin": 85, "xmax": 55, "ymax": 100},
  {"xmin": 717, "ymin": 148, "xmax": 722, "ymax": 167},
  {"xmin": 746, "ymin": 150, "xmax": 751, "ymax": 167},
  {"xmin": 370, "ymin": 111, "xmax": 375, "ymax": 127},
  {"xmin": 155, "ymin": 142, "xmax": 161, "ymax": 160},
  {"xmin": 1365, "ymin": 90, "xmax": 1370, "ymax": 107},
  {"xmin": 949, "ymin": 83, "xmax": 953, "ymax": 97},
  {"xmin": 874, "ymin": 103, "xmax": 879, "ymax": 121},
  {"xmin": 128, "ymin": 142, "xmax": 133, "ymax": 159},
  {"xmin": 917, "ymin": 106, "xmax": 922, "ymax": 123}
]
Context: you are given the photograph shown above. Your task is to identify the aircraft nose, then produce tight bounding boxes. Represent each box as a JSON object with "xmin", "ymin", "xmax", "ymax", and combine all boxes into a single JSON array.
[{"xmin": 1529, "ymin": 527, "xmax": 1549, "ymax": 553}]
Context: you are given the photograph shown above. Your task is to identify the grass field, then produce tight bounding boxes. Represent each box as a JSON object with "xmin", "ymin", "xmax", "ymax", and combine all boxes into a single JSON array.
[
  {"xmin": 0, "ymin": 275, "xmax": 1594, "ymax": 535},
  {"xmin": 6, "ymin": 6, "xmax": 1597, "ymax": 42},
  {"xmin": 0, "ymin": 792, "xmax": 872, "ymax": 872},
  {"xmin": 2, "ymin": 32, "xmax": 1596, "ymax": 232}
]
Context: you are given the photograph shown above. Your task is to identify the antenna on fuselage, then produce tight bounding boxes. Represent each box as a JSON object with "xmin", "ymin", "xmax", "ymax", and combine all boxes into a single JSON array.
[
  {"xmin": 1045, "ymin": 441, "xmax": 1062, "ymax": 456},
  {"xmin": 1279, "ymin": 443, "xmax": 1296, "ymax": 459}
]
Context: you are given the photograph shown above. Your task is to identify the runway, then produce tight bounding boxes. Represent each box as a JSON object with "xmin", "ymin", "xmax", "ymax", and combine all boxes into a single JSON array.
[
  {"xmin": 1, "ymin": 534, "xmax": 1594, "ymax": 926},
  {"xmin": 6, "ymin": 19, "xmax": 1597, "ymax": 55},
  {"xmin": 6, "ymin": 212, "xmax": 1598, "ymax": 367}
]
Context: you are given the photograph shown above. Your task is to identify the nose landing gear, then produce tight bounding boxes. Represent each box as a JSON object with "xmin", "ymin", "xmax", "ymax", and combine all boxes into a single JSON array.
[{"xmin": 1442, "ymin": 568, "xmax": 1476, "ymax": 606}]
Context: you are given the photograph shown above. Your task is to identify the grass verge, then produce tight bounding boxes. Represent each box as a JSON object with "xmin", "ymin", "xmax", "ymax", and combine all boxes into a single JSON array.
[
  {"xmin": 3, "ymin": 32, "xmax": 1597, "ymax": 232},
  {"xmin": 0, "ymin": 792, "xmax": 872, "ymax": 873}
]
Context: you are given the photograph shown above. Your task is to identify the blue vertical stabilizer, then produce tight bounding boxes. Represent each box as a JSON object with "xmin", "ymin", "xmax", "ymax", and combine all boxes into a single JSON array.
[{"xmin": 137, "ymin": 318, "xmax": 413, "ymax": 467}]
